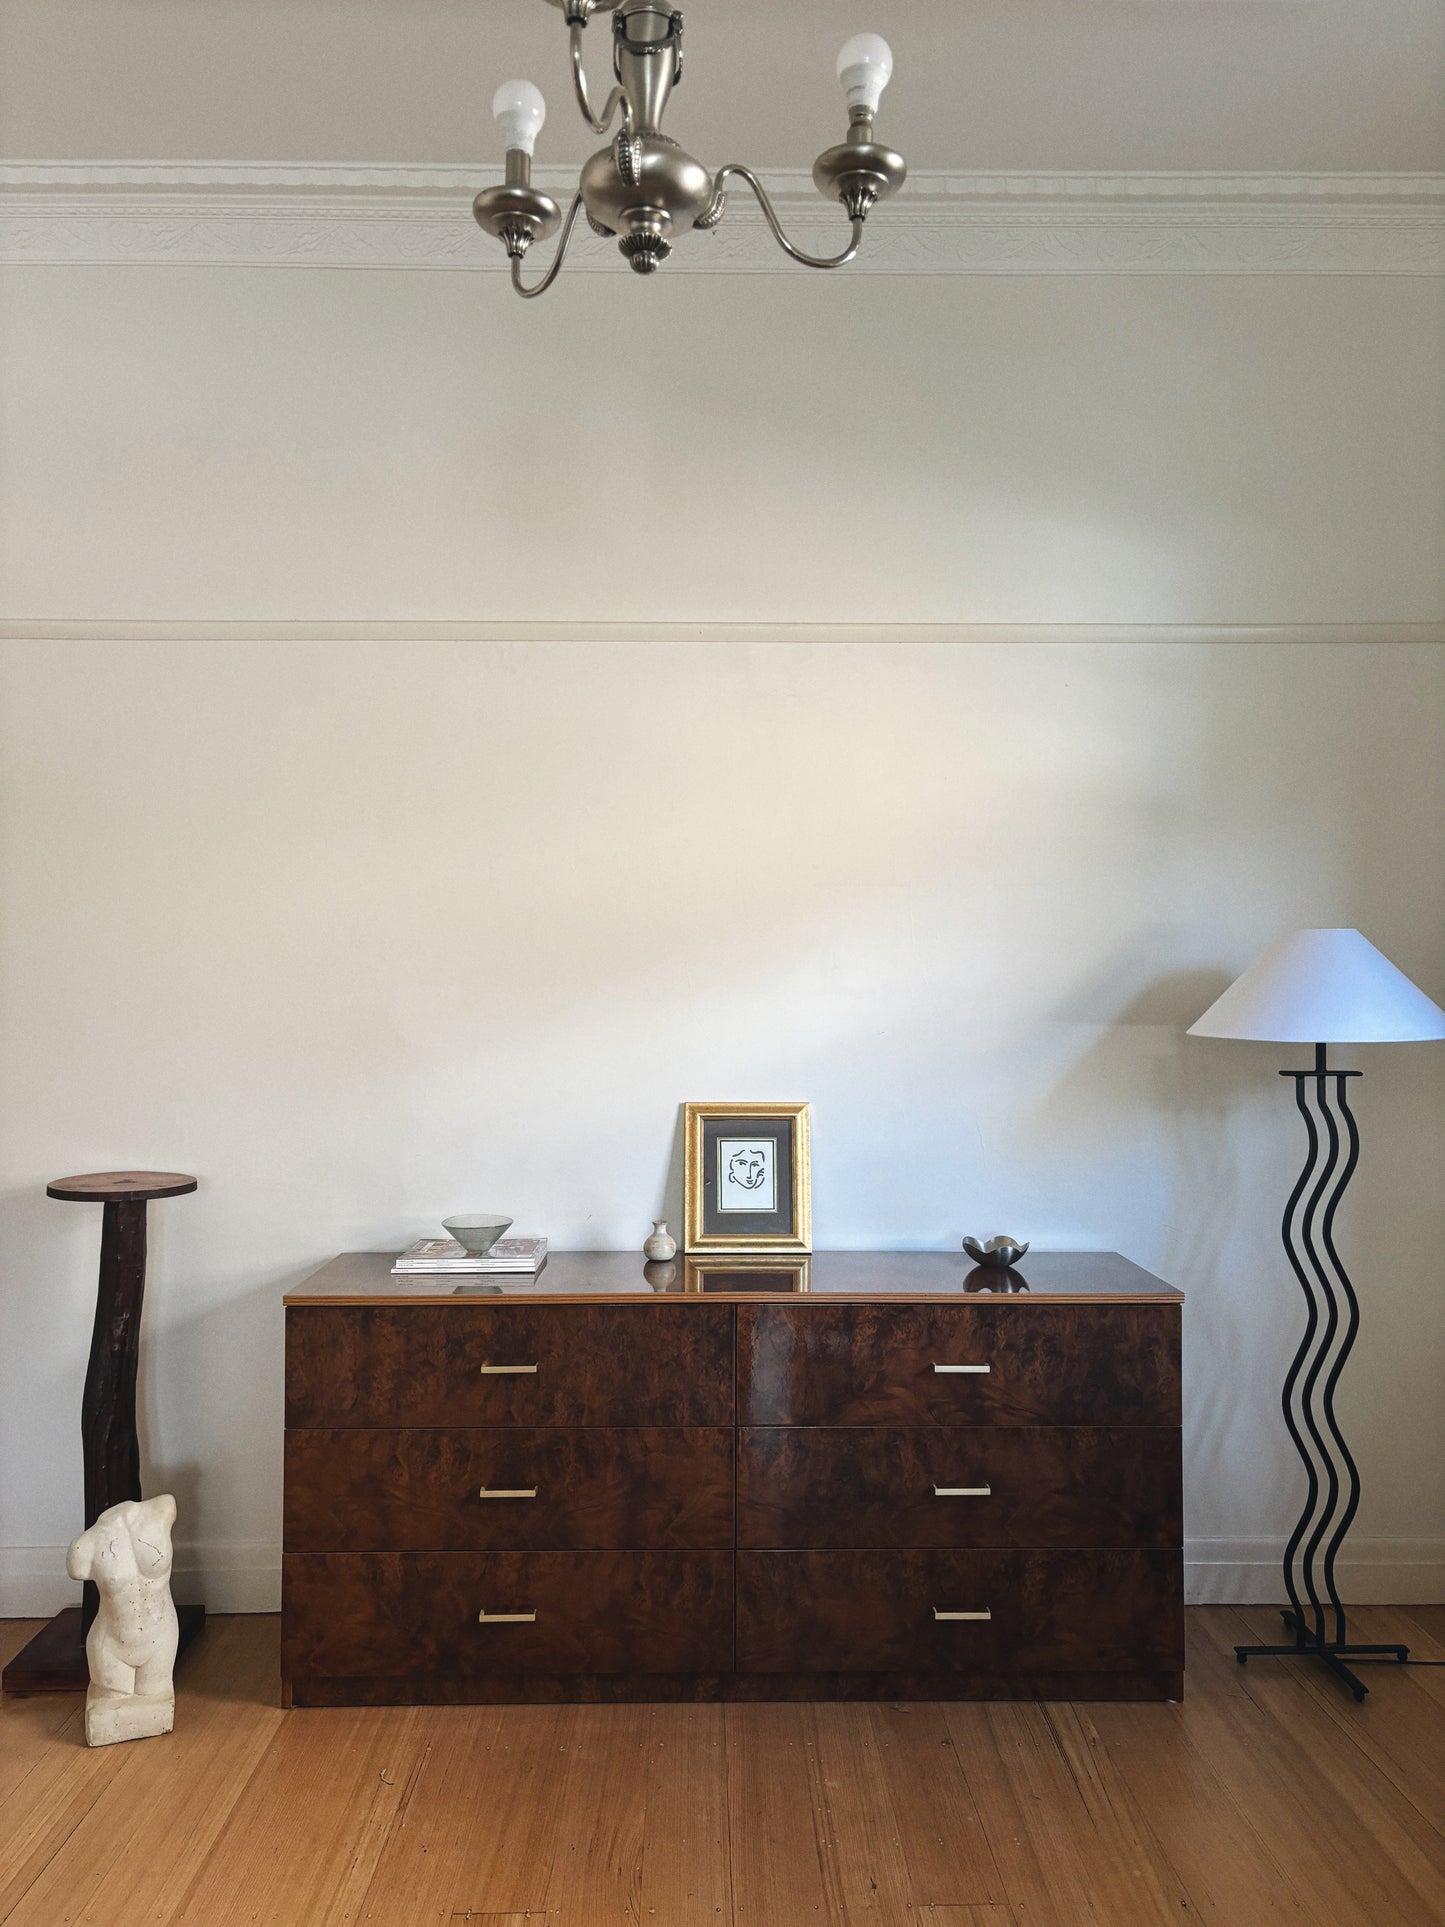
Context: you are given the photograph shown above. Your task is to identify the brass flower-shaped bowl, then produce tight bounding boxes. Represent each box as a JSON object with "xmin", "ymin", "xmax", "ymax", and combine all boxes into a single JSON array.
[{"xmin": 962, "ymin": 1235, "xmax": 1030, "ymax": 1270}]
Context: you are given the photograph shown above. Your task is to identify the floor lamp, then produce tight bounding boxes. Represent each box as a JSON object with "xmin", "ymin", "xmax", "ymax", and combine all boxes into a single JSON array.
[{"xmin": 1188, "ymin": 928, "xmax": 1445, "ymax": 1701}]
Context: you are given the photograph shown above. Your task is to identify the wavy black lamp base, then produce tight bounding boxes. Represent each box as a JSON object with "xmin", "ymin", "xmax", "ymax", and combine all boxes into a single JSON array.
[
  {"xmin": 1236, "ymin": 1611, "xmax": 1409, "ymax": 1704},
  {"xmin": 1232, "ymin": 1046, "xmax": 1409, "ymax": 1702}
]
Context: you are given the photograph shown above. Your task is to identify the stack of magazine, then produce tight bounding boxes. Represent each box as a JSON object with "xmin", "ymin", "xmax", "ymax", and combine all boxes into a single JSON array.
[{"xmin": 391, "ymin": 1236, "xmax": 548, "ymax": 1278}]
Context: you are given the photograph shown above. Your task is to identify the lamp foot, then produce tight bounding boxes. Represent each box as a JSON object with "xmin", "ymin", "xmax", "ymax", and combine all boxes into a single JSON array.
[{"xmin": 1235, "ymin": 1619, "xmax": 1409, "ymax": 1703}]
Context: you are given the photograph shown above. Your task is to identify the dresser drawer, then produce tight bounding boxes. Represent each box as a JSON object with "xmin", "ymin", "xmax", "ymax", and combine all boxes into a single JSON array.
[
  {"xmin": 285, "ymin": 1304, "xmax": 733, "ymax": 1429},
  {"xmin": 283, "ymin": 1551, "xmax": 733, "ymax": 1678},
  {"xmin": 736, "ymin": 1549, "xmax": 1183, "ymax": 1674},
  {"xmin": 285, "ymin": 1427, "xmax": 734, "ymax": 1551},
  {"xmin": 738, "ymin": 1304, "xmax": 1179, "ymax": 1427},
  {"xmin": 738, "ymin": 1427, "xmax": 1181, "ymax": 1550}
]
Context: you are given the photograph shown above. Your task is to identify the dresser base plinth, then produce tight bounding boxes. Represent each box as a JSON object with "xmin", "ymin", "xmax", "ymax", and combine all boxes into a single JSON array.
[{"xmin": 285, "ymin": 1668, "xmax": 1183, "ymax": 1707}]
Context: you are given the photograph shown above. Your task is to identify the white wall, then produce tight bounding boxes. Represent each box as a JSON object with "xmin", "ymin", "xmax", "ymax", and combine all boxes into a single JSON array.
[
  {"xmin": 2, "ymin": 267, "xmax": 1442, "ymax": 626},
  {"xmin": 1, "ymin": 0, "xmax": 1443, "ymax": 1612},
  {"xmin": 0, "ymin": 640, "xmax": 1442, "ymax": 1609}
]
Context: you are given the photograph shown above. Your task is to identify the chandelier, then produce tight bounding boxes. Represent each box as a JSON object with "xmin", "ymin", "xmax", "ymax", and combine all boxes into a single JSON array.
[{"xmin": 472, "ymin": 0, "xmax": 906, "ymax": 297}]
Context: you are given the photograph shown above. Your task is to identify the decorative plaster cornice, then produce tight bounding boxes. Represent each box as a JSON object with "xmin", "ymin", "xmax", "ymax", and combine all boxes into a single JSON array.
[
  {"xmin": 1, "ymin": 622, "xmax": 1440, "ymax": 646},
  {"xmin": 1, "ymin": 162, "xmax": 1441, "ymax": 274}
]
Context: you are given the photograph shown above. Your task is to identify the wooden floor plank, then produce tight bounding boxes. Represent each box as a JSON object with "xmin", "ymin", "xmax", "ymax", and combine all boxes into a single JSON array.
[
  {"xmin": 728, "ymin": 1701, "xmax": 1003, "ymax": 1924},
  {"xmin": 728, "ymin": 1704, "xmax": 850, "ymax": 1924},
  {"xmin": 792, "ymin": 1702, "xmax": 931, "ymax": 1923},
  {"xmin": 355, "ymin": 1706, "xmax": 562, "ymax": 1923},
  {"xmin": 535, "ymin": 1705, "xmax": 650, "ymax": 1924},
  {"xmin": 941, "ymin": 1702, "xmax": 1114, "ymax": 1927},
  {"xmin": 1220, "ymin": 1609, "xmax": 1445, "ymax": 1885},
  {"xmin": 1233, "ymin": 1606, "xmax": 1445, "ymax": 1838},
  {"xmin": 5, "ymin": 1618, "xmax": 283, "ymax": 1927},
  {"xmin": 0, "ymin": 1679, "xmax": 88, "ymax": 1815},
  {"xmin": 0, "ymin": 1710, "xmax": 124, "ymax": 1923},
  {"xmin": 169, "ymin": 1701, "xmax": 428, "ymax": 1926},
  {"xmin": 823, "ymin": 1702, "xmax": 1005, "ymax": 1915},
  {"xmin": 1186, "ymin": 1611, "xmax": 1445, "ymax": 1927},
  {"xmin": 447, "ymin": 1917, "xmax": 561, "ymax": 1925},
  {"xmin": 921, "ymin": 1911, "xmax": 1018, "ymax": 1926},
  {"xmin": 1082, "ymin": 1693, "xmax": 1320, "ymax": 1923},
  {"xmin": 1403, "ymin": 1605, "xmax": 1445, "ymax": 1643},
  {"xmin": 1042, "ymin": 1703, "xmax": 1199, "ymax": 1919},
  {"xmin": 1392, "ymin": 1609, "xmax": 1445, "ymax": 1711},
  {"xmin": 638, "ymin": 1703, "xmax": 733, "ymax": 1924}
]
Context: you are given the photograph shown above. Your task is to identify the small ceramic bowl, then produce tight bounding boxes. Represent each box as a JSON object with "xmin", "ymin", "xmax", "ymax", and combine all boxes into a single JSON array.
[
  {"xmin": 442, "ymin": 1214, "xmax": 513, "ymax": 1255},
  {"xmin": 962, "ymin": 1235, "xmax": 1030, "ymax": 1270}
]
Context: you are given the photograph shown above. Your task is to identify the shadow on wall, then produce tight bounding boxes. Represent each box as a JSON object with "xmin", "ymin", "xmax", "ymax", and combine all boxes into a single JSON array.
[
  {"xmin": 1028, "ymin": 644, "xmax": 1445, "ymax": 1555},
  {"xmin": 0, "ymin": 1182, "xmax": 93, "ymax": 1551},
  {"xmin": 659, "ymin": 1106, "xmax": 687, "ymax": 1247},
  {"xmin": 140, "ymin": 1256, "xmax": 319, "ymax": 1555},
  {"xmin": 1028, "ymin": 960, "xmax": 1250, "ymax": 1483}
]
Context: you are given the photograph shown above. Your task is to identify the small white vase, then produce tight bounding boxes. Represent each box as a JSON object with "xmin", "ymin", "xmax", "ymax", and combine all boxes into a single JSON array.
[{"xmin": 643, "ymin": 1219, "xmax": 677, "ymax": 1262}]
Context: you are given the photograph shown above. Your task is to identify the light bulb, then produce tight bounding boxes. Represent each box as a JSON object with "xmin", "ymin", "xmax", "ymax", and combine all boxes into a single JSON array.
[
  {"xmin": 836, "ymin": 33, "xmax": 894, "ymax": 116},
  {"xmin": 493, "ymin": 79, "xmax": 547, "ymax": 157}
]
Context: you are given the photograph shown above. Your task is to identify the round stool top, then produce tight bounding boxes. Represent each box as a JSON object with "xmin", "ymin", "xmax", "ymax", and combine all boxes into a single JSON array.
[{"xmin": 47, "ymin": 1171, "xmax": 198, "ymax": 1203}]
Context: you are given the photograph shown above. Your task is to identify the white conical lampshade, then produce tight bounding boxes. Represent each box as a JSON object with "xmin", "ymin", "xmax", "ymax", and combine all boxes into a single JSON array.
[{"xmin": 1188, "ymin": 929, "xmax": 1445, "ymax": 1044}]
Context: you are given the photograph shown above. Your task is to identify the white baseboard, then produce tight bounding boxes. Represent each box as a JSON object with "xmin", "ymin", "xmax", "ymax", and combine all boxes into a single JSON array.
[
  {"xmin": 4, "ymin": 1539, "xmax": 1440, "ymax": 1618},
  {"xmin": 1184, "ymin": 1539, "xmax": 1445, "ymax": 1605},
  {"xmin": 0, "ymin": 1543, "xmax": 281, "ymax": 1617}
]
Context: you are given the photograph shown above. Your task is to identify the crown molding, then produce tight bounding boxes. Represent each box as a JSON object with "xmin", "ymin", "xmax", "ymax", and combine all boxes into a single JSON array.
[
  {"xmin": 1, "ymin": 163, "xmax": 1441, "ymax": 275},
  {"xmin": 1, "ymin": 622, "xmax": 1440, "ymax": 646}
]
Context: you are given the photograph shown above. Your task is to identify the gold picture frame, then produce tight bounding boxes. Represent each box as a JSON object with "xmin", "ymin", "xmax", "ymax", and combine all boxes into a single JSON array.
[{"xmin": 683, "ymin": 1101, "xmax": 812, "ymax": 1254}]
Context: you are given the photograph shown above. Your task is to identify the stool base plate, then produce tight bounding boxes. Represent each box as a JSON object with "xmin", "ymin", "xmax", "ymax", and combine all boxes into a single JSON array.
[{"xmin": 2, "ymin": 1603, "xmax": 206, "ymax": 1695}]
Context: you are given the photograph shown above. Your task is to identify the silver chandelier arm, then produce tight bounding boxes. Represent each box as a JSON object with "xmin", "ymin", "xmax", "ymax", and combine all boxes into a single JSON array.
[
  {"xmin": 569, "ymin": 23, "xmax": 632, "ymax": 134},
  {"xmin": 510, "ymin": 191, "xmax": 587, "ymax": 298},
  {"xmin": 707, "ymin": 165, "xmax": 865, "ymax": 270}
]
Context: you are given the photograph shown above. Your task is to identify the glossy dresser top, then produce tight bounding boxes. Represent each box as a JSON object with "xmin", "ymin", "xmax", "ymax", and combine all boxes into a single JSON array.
[{"xmin": 286, "ymin": 1250, "xmax": 1182, "ymax": 1308}]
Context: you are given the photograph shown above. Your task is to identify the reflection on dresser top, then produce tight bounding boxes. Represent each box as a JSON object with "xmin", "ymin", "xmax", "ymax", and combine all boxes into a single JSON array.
[{"xmin": 285, "ymin": 1249, "xmax": 1183, "ymax": 1307}]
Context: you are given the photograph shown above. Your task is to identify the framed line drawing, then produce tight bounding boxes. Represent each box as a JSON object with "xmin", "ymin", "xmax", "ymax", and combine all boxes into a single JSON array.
[{"xmin": 683, "ymin": 1102, "xmax": 812, "ymax": 1254}]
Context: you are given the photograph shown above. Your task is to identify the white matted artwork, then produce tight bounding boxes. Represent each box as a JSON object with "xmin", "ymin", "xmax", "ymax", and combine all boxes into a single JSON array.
[{"xmin": 717, "ymin": 1137, "xmax": 777, "ymax": 1212}]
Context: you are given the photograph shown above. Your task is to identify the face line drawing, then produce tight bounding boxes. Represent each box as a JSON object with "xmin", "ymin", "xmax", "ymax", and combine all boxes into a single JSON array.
[{"xmin": 728, "ymin": 1147, "xmax": 769, "ymax": 1192}]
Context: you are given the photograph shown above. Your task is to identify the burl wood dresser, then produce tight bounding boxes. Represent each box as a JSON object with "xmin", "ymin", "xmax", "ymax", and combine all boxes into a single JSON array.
[{"xmin": 282, "ymin": 1252, "xmax": 1184, "ymax": 1705}]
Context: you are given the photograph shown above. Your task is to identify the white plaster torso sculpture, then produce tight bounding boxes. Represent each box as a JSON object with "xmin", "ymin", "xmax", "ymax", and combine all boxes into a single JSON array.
[{"xmin": 66, "ymin": 1494, "xmax": 179, "ymax": 1746}]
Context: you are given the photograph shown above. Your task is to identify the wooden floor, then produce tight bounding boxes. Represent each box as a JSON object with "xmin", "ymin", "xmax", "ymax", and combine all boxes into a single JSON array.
[{"xmin": 1, "ymin": 1609, "xmax": 1441, "ymax": 1926}]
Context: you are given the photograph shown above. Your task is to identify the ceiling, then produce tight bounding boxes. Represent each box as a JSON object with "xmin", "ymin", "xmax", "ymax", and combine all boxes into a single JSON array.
[{"xmin": 1, "ymin": 0, "xmax": 1442, "ymax": 175}]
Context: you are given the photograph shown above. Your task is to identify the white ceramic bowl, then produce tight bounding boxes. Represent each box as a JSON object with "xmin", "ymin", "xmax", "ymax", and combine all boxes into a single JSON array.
[{"xmin": 442, "ymin": 1214, "xmax": 513, "ymax": 1255}]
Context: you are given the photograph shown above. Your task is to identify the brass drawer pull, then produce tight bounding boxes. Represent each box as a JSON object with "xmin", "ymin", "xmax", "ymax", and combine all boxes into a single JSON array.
[
  {"xmin": 934, "ymin": 1607, "xmax": 992, "ymax": 1622},
  {"xmin": 480, "ymin": 1362, "xmax": 538, "ymax": 1376},
  {"xmin": 933, "ymin": 1363, "xmax": 990, "ymax": 1375},
  {"xmin": 478, "ymin": 1486, "xmax": 539, "ymax": 1500},
  {"xmin": 478, "ymin": 1609, "xmax": 537, "ymax": 1623},
  {"xmin": 933, "ymin": 1484, "xmax": 992, "ymax": 1498}
]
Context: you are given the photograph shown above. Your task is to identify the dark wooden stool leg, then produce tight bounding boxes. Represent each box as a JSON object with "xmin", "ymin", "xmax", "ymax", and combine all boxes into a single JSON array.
[
  {"xmin": 80, "ymin": 1199, "xmax": 148, "ymax": 1635},
  {"xmin": 3, "ymin": 1169, "xmax": 204, "ymax": 1696}
]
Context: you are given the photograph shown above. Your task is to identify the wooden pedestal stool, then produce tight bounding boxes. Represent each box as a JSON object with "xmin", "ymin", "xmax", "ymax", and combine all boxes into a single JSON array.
[{"xmin": 2, "ymin": 1172, "xmax": 206, "ymax": 1694}]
